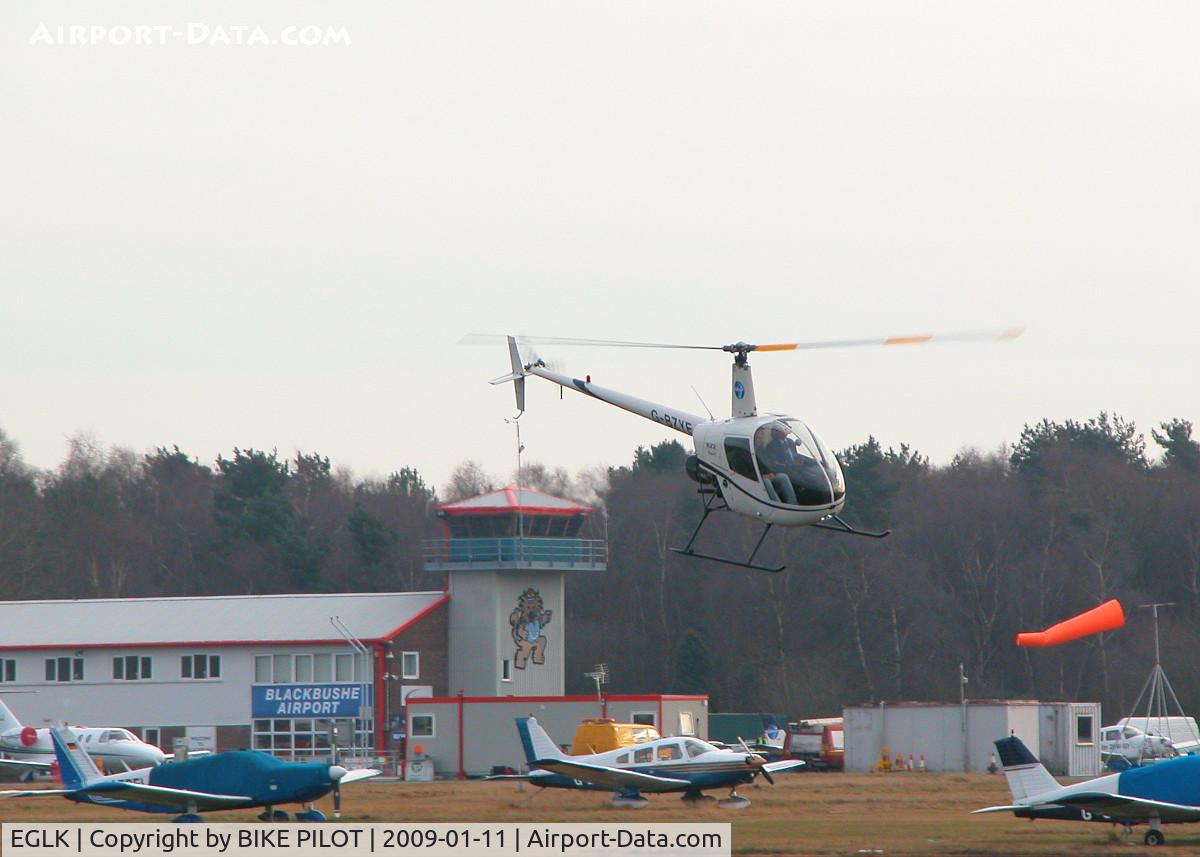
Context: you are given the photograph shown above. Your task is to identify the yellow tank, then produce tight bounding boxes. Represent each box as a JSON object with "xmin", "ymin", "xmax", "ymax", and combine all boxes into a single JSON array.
[{"xmin": 570, "ymin": 718, "xmax": 661, "ymax": 755}]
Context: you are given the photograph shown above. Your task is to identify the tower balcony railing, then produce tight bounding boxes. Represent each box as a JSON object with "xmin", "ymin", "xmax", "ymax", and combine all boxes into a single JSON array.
[{"xmin": 423, "ymin": 537, "xmax": 607, "ymax": 571}]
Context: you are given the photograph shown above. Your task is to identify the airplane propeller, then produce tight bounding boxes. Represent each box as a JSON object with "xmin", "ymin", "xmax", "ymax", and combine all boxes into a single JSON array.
[
  {"xmin": 737, "ymin": 737, "xmax": 775, "ymax": 785},
  {"xmin": 328, "ymin": 765, "xmax": 379, "ymax": 819},
  {"xmin": 329, "ymin": 765, "xmax": 347, "ymax": 818}
]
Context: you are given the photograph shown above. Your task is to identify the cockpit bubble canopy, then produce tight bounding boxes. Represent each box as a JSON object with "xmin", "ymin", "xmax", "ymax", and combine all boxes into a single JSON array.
[{"xmin": 753, "ymin": 418, "xmax": 845, "ymax": 507}]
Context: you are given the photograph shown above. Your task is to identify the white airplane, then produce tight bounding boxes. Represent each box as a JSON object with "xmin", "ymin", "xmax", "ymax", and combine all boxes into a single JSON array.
[
  {"xmin": 0, "ymin": 698, "xmax": 167, "ymax": 776},
  {"xmin": 490, "ymin": 716, "xmax": 804, "ymax": 807},
  {"xmin": 1101, "ymin": 724, "xmax": 1176, "ymax": 766}
]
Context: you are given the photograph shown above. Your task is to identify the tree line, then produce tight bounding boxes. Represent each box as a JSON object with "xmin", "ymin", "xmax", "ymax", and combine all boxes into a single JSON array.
[{"xmin": 1, "ymin": 414, "xmax": 1198, "ymax": 722}]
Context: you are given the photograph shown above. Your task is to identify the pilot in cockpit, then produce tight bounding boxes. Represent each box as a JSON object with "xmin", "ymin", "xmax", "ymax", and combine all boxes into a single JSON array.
[{"xmin": 756, "ymin": 424, "xmax": 800, "ymax": 505}]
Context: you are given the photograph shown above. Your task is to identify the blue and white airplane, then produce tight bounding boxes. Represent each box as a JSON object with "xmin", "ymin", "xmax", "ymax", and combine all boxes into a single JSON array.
[
  {"xmin": 976, "ymin": 735, "xmax": 1200, "ymax": 846},
  {"xmin": 0, "ymin": 726, "xmax": 378, "ymax": 822},
  {"xmin": 491, "ymin": 716, "xmax": 803, "ymax": 807}
]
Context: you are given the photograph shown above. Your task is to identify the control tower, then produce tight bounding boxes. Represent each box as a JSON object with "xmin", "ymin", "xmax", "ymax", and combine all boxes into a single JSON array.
[{"xmin": 424, "ymin": 487, "xmax": 606, "ymax": 697}]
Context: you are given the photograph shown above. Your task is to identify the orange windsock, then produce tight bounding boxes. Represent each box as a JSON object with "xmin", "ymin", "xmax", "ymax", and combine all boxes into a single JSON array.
[{"xmin": 1016, "ymin": 599, "xmax": 1125, "ymax": 647}]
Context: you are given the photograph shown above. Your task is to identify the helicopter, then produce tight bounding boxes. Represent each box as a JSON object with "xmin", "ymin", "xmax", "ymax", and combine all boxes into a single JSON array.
[{"xmin": 472, "ymin": 329, "xmax": 1021, "ymax": 573}]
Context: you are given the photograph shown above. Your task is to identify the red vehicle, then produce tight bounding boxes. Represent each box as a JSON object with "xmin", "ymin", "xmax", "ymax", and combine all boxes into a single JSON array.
[{"xmin": 781, "ymin": 719, "xmax": 844, "ymax": 771}]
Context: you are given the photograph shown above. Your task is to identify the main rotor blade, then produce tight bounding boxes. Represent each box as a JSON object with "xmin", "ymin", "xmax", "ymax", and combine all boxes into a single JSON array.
[
  {"xmin": 756, "ymin": 328, "xmax": 1023, "ymax": 352},
  {"xmin": 460, "ymin": 334, "xmax": 722, "ymax": 351}
]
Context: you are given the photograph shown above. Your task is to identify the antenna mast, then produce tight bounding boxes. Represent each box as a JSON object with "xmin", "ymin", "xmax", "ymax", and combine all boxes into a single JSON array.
[{"xmin": 1127, "ymin": 603, "xmax": 1198, "ymax": 765}]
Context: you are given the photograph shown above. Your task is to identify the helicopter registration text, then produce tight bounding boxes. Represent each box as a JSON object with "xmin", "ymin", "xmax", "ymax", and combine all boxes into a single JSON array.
[{"xmin": 650, "ymin": 409, "xmax": 694, "ymax": 433}]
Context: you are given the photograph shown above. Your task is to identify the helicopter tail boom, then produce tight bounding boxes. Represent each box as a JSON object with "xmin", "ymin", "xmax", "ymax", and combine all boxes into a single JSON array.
[{"xmin": 526, "ymin": 365, "xmax": 704, "ymax": 437}]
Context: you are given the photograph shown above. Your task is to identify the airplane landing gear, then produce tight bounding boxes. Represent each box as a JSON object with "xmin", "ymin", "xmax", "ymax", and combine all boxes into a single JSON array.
[
  {"xmin": 258, "ymin": 807, "xmax": 290, "ymax": 822},
  {"xmin": 296, "ymin": 803, "xmax": 327, "ymax": 822},
  {"xmin": 1145, "ymin": 829, "xmax": 1166, "ymax": 846},
  {"xmin": 172, "ymin": 800, "xmax": 202, "ymax": 823},
  {"xmin": 612, "ymin": 789, "xmax": 649, "ymax": 808},
  {"xmin": 680, "ymin": 790, "xmax": 715, "ymax": 805},
  {"xmin": 717, "ymin": 788, "xmax": 751, "ymax": 809}
]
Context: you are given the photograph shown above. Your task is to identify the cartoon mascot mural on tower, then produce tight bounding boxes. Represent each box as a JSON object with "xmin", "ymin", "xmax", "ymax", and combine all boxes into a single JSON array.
[{"xmin": 510, "ymin": 587, "xmax": 552, "ymax": 669}]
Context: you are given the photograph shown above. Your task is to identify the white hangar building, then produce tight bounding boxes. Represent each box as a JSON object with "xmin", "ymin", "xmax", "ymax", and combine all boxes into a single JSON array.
[
  {"xmin": 0, "ymin": 590, "xmax": 449, "ymax": 757},
  {"xmin": 0, "ymin": 487, "xmax": 705, "ymax": 772}
]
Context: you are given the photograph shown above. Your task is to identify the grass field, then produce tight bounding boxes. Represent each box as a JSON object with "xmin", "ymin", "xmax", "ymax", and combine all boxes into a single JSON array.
[{"xmin": 1, "ymin": 772, "xmax": 1190, "ymax": 855}]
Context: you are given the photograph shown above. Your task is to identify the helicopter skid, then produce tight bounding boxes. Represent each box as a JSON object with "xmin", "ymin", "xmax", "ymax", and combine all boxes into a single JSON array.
[{"xmin": 670, "ymin": 546, "xmax": 784, "ymax": 574}]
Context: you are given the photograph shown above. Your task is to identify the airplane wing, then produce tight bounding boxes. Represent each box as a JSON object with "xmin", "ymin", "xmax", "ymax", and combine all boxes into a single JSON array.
[
  {"xmin": 338, "ymin": 769, "xmax": 381, "ymax": 785},
  {"xmin": 1057, "ymin": 792, "xmax": 1200, "ymax": 823},
  {"xmin": 762, "ymin": 759, "xmax": 806, "ymax": 774},
  {"xmin": 81, "ymin": 780, "xmax": 252, "ymax": 811},
  {"xmin": 0, "ymin": 758, "xmax": 51, "ymax": 773},
  {"xmin": 533, "ymin": 759, "xmax": 691, "ymax": 792},
  {"xmin": 0, "ymin": 788, "xmax": 80, "ymax": 798},
  {"xmin": 973, "ymin": 804, "xmax": 1028, "ymax": 814}
]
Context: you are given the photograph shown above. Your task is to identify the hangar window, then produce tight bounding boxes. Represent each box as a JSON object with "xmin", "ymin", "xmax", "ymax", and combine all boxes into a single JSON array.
[
  {"xmin": 401, "ymin": 652, "xmax": 419, "ymax": 680},
  {"xmin": 0, "ymin": 659, "xmax": 14, "ymax": 682},
  {"xmin": 1075, "ymin": 714, "xmax": 1095, "ymax": 746},
  {"xmin": 411, "ymin": 714, "xmax": 434, "ymax": 738},
  {"xmin": 181, "ymin": 654, "xmax": 221, "ymax": 680},
  {"xmin": 295, "ymin": 654, "xmax": 313, "ymax": 683},
  {"xmin": 112, "ymin": 656, "xmax": 152, "ymax": 681},
  {"xmin": 45, "ymin": 657, "xmax": 84, "ymax": 682},
  {"xmin": 631, "ymin": 712, "xmax": 657, "ymax": 728},
  {"xmin": 501, "ymin": 659, "xmax": 512, "ymax": 682},
  {"xmin": 313, "ymin": 654, "xmax": 333, "ymax": 682},
  {"xmin": 273, "ymin": 655, "xmax": 292, "ymax": 683}
]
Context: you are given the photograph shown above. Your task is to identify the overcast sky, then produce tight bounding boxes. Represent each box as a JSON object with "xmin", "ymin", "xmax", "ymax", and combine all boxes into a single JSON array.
[{"xmin": 2, "ymin": 2, "xmax": 1197, "ymax": 493}]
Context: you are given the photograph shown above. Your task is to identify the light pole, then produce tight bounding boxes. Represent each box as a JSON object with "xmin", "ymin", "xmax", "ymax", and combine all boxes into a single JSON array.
[{"xmin": 331, "ymin": 616, "xmax": 371, "ymax": 760}]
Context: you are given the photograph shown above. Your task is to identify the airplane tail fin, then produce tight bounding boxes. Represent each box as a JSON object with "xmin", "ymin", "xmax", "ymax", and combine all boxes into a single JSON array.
[
  {"xmin": 516, "ymin": 717, "xmax": 565, "ymax": 763},
  {"xmin": 995, "ymin": 736, "xmax": 1059, "ymax": 803},
  {"xmin": 488, "ymin": 336, "xmax": 527, "ymax": 413},
  {"xmin": 0, "ymin": 697, "xmax": 22, "ymax": 730},
  {"xmin": 49, "ymin": 727, "xmax": 104, "ymax": 789}
]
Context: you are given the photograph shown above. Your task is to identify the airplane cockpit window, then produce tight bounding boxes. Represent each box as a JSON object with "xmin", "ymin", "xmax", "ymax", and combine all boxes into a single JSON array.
[
  {"xmin": 754, "ymin": 420, "xmax": 846, "ymax": 506},
  {"xmin": 112, "ymin": 730, "xmax": 137, "ymax": 742},
  {"xmin": 656, "ymin": 743, "xmax": 682, "ymax": 762},
  {"xmin": 616, "ymin": 752, "xmax": 630, "ymax": 765},
  {"xmin": 633, "ymin": 746, "xmax": 653, "ymax": 764},
  {"xmin": 685, "ymin": 739, "xmax": 709, "ymax": 758}
]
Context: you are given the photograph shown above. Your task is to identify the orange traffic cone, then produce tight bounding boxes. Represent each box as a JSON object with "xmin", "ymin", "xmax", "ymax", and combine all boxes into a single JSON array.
[
  {"xmin": 1016, "ymin": 599, "xmax": 1125, "ymax": 647},
  {"xmin": 894, "ymin": 752, "xmax": 903, "ymax": 771}
]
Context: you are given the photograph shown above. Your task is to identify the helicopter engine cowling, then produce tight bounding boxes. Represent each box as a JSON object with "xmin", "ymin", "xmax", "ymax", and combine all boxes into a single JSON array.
[{"xmin": 685, "ymin": 455, "xmax": 716, "ymax": 484}]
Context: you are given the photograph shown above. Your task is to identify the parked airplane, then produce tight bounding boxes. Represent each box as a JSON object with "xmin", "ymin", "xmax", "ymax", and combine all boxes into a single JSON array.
[
  {"xmin": 491, "ymin": 716, "xmax": 803, "ymax": 807},
  {"xmin": 975, "ymin": 735, "xmax": 1200, "ymax": 846},
  {"xmin": 0, "ymin": 698, "xmax": 167, "ymax": 775},
  {"xmin": 1101, "ymin": 724, "xmax": 1176, "ymax": 767},
  {"xmin": 0, "ymin": 726, "xmax": 379, "ymax": 822}
]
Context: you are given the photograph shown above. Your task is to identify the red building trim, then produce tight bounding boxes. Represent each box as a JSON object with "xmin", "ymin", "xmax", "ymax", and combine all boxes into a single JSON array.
[
  {"xmin": 0, "ymin": 598, "xmax": 450, "ymax": 654},
  {"xmin": 413, "ymin": 694, "xmax": 707, "ymax": 705},
  {"xmin": 381, "ymin": 593, "xmax": 450, "ymax": 642}
]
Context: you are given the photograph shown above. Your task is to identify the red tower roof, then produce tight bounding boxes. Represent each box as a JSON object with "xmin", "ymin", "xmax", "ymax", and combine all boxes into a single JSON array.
[{"xmin": 437, "ymin": 486, "xmax": 593, "ymax": 518}]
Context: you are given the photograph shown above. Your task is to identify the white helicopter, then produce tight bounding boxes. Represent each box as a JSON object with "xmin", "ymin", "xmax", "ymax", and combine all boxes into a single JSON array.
[{"xmin": 473, "ymin": 329, "xmax": 1021, "ymax": 572}]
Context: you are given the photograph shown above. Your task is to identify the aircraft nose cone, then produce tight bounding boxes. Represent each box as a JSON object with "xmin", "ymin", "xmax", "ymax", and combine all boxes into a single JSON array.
[{"xmin": 330, "ymin": 765, "xmax": 348, "ymax": 782}]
